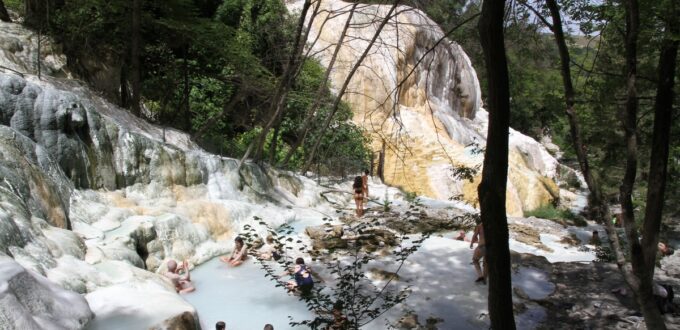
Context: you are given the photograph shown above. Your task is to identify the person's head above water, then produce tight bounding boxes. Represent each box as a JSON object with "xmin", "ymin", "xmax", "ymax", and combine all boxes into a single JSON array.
[
  {"xmin": 216, "ymin": 321, "xmax": 226, "ymax": 330},
  {"xmin": 235, "ymin": 236, "xmax": 244, "ymax": 248},
  {"xmin": 264, "ymin": 325, "xmax": 274, "ymax": 330},
  {"xmin": 167, "ymin": 259, "xmax": 177, "ymax": 272},
  {"xmin": 266, "ymin": 235, "xmax": 274, "ymax": 244}
]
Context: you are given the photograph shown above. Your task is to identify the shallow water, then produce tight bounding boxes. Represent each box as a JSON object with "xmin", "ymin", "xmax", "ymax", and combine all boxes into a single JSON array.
[{"xmin": 183, "ymin": 258, "xmax": 314, "ymax": 330}]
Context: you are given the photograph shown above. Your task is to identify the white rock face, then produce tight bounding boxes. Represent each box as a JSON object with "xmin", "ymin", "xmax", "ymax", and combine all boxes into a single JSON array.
[
  {"xmin": 288, "ymin": 0, "xmax": 581, "ymax": 215},
  {"xmin": 0, "ymin": 255, "xmax": 92, "ymax": 329}
]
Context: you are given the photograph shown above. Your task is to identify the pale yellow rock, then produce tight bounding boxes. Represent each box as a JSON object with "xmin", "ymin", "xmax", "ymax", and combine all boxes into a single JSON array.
[{"xmin": 294, "ymin": 0, "xmax": 562, "ymax": 215}]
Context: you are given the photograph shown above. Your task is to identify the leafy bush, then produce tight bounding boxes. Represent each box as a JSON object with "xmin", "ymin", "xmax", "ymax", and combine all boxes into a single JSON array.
[{"xmin": 524, "ymin": 204, "xmax": 586, "ymax": 226}]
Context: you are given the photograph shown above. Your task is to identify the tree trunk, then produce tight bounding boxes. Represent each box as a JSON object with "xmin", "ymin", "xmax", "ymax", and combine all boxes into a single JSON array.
[
  {"xmin": 477, "ymin": 0, "xmax": 515, "ymax": 328},
  {"xmin": 182, "ymin": 49, "xmax": 191, "ymax": 130},
  {"xmin": 636, "ymin": 12, "xmax": 678, "ymax": 329},
  {"xmin": 240, "ymin": 0, "xmax": 316, "ymax": 164},
  {"xmin": 542, "ymin": 0, "xmax": 629, "ymax": 268},
  {"xmin": 378, "ymin": 141, "xmax": 385, "ymax": 182},
  {"xmin": 301, "ymin": 1, "xmax": 400, "ymax": 173},
  {"xmin": 268, "ymin": 120, "xmax": 282, "ymax": 164},
  {"xmin": 120, "ymin": 63, "xmax": 130, "ymax": 108},
  {"xmin": 24, "ymin": 0, "xmax": 52, "ymax": 28},
  {"xmin": 544, "ymin": 0, "xmax": 607, "ymax": 220},
  {"xmin": 0, "ymin": 0, "xmax": 11, "ymax": 22},
  {"xmin": 281, "ymin": 3, "xmax": 359, "ymax": 167},
  {"xmin": 130, "ymin": 0, "xmax": 142, "ymax": 117},
  {"xmin": 618, "ymin": 0, "xmax": 670, "ymax": 328}
]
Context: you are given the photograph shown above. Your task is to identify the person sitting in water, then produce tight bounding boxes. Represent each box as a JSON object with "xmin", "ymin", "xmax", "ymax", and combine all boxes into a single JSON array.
[
  {"xmin": 286, "ymin": 257, "xmax": 314, "ymax": 295},
  {"xmin": 216, "ymin": 321, "xmax": 226, "ymax": 330},
  {"xmin": 455, "ymin": 230, "xmax": 470, "ymax": 241},
  {"xmin": 259, "ymin": 235, "xmax": 281, "ymax": 261},
  {"xmin": 220, "ymin": 236, "xmax": 247, "ymax": 266},
  {"xmin": 263, "ymin": 324, "xmax": 274, "ymax": 330},
  {"xmin": 164, "ymin": 259, "xmax": 195, "ymax": 294}
]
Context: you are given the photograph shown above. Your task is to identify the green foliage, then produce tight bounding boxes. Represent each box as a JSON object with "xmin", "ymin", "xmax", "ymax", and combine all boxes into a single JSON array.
[
  {"xmin": 524, "ymin": 204, "xmax": 585, "ymax": 226},
  {"xmin": 4, "ymin": 0, "xmax": 22, "ymax": 13},
  {"xmin": 38, "ymin": 0, "xmax": 371, "ymax": 176}
]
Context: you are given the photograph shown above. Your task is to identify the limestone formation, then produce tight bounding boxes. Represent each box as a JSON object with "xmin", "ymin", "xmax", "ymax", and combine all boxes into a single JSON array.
[
  {"xmin": 292, "ymin": 0, "xmax": 580, "ymax": 216},
  {"xmin": 0, "ymin": 255, "xmax": 93, "ymax": 330}
]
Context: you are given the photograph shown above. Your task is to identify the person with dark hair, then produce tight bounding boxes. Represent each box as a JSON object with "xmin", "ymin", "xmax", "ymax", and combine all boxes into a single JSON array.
[
  {"xmin": 220, "ymin": 236, "xmax": 247, "ymax": 266},
  {"xmin": 352, "ymin": 176, "xmax": 364, "ymax": 217},
  {"xmin": 215, "ymin": 321, "xmax": 226, "ymax": 330},
  {"xmin": 286, "ymin": 257, "xmax": 314, "ymax": 295},
  {"xmin": 362, "ymin": 169, "xmax": 370, "ymax": 201},
  {"xmin": 163, "ymin": 259, "xmax": 195, "ymax": 293},
  {"xmin": 263, "ymin": 324, "xmax": 274, "ymax": 330}
]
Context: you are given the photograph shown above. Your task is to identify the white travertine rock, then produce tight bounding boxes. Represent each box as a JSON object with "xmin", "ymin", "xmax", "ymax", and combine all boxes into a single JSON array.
[
  {"xmin": 85, "ymin": 281, "xmax": 199, "ymax": 330},
  {"xmin": 290, "ymin": 0, "xmax": 573, "ymax": 215},
  {"xmin": 0, "ymin": 255, "xmax": 92, "ymax": 330}
]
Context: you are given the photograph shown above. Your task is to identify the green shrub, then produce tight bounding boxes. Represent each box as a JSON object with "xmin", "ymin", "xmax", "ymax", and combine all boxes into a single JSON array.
[{"xmin": 524, "ymin": 204, "xmax": 586, "ymax": 226}]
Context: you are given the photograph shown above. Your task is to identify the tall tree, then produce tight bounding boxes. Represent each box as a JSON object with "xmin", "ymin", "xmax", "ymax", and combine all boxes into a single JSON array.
[
  {"xmin": 477, "ymin": 0, "xmax": 515, "ymax": 328},
  {"xmin": 239, "ymin": 0, "xmax": 316, "ymax": 164},
  {"xmin": 526, "ymin": 0, "xmax": 630, "ymax": 271},
  {"xmin": 301, "ymin": 1, "xmax": 400, "ymax": 172},
  {"xmin": 617, "ymin": 0, "xmax": 678, "ymax": 327}
]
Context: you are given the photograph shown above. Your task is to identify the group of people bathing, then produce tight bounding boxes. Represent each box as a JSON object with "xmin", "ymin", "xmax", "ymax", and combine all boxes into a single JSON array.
[
  {"xmin": 163, "ymin": 235, "xmax": 311, "ymax": 295},
  {"xmin": 164, "ymin": 236, "xmax": 350, "ymax": 329}
]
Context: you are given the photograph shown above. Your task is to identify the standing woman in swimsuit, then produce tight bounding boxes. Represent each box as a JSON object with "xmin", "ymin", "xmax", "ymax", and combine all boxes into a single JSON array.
[{"xmin": 352, "ymin": 176, "xmax": 364, "ymax": 217}]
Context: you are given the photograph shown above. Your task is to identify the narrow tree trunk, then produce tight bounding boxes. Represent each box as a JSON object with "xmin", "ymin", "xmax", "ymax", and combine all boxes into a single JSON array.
[
  {"xmin": 377, "ymin": 141, "xmax": 386, "ymax": 182},
  {"xmin": 24, "ymin": 0, "xmax": 52, "ymax": 28},
  {"xmin": 544, "ymin": 0, "xmax": 607, "ymax": 220},
  {"xmin": 478, "ymin": 0, "xmax": 515, "ymax": 328},
  {"xmin": 182, "ymin": 49, "xmax": 191, "ymax": 130},
  {"xmin": 0, "ymin": 0, "xmax": 11, "ymax": 22},
  {"xmin": 268, "ymin": 120, "xmax": 282, "ymax": 164},
  {"xmin": 281, "ymin": 3, "xmax": 359, "ymax": 166},
  {"xmin": 120, "ymin": 63, "xmax": 130, "ymax": 108},
  {"xmin": 240, "ymin": 0, "xmax": 316, "ymax": 164},
  {"xmin": 632, "ymin": 7, "xmax": 678, "ymax": 329},
  {"xmin": 130, "ymin": 0, "xmax": 142, "ymax": 117},
  {"xmin": 37, "ymin": 29, "xmax": 42, "ymax": 80},
  {"xmin": 618, "ymin": 0, "xmax": 670, "ymax": 327},
  {"xmin": 542, "ymin": 0, "xmax": 628, "ymax": 268},
  {"xmin": 301, "ymin": 1, "xmax": 400, "ymax": 172},
  {"xmin": 636, "ymin": 14, "xmax": 678, "ymax": 329}
]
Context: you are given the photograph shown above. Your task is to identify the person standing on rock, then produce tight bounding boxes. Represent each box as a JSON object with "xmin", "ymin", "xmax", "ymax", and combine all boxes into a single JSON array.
[
  {"xmin": 164, "ymin": 259, "xmax": 195, "ymax": 293},
  {"xmin": 353, "ymin": 176, "xmax": 364, "ymax": 217},
  {"xmin": 470, "ymin": 220, "xmax": 487, "ymax": 284}
]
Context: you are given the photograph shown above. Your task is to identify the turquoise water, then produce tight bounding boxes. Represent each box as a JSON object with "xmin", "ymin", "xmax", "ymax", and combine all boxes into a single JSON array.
[{"xmin": 183, "ymin": 258, "xmax": 314, "ymax": 330}]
